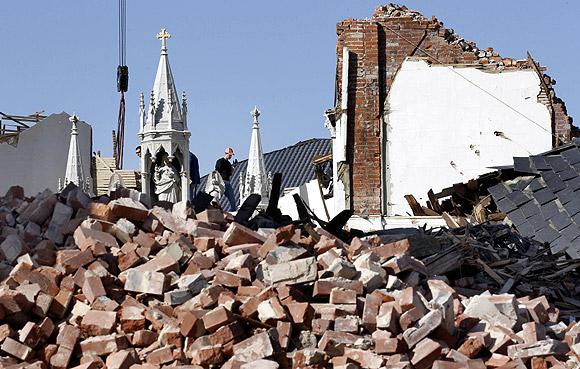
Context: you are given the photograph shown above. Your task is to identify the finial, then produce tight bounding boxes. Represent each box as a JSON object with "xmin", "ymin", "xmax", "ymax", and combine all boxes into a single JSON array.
[
  {"xmin": 69, "ymin": 114, "xmax": 79, "ymax": 124},
  {"xmin": 69, "ymin": 113, "xmax": 79, "ymax": 134},
  {"xmin": 139, "ymin": 92, "xmax": 145, "ymax": 109},
  {"xmin": 251, "ymin": 106, "xmax": 261, "ymax": 124},
  {"xmin": 156, "ymin": 28, "xmax": 171, "ymax": 50},
  {"xmin": 149, "ymin": 90, "xmax": 155, "ymax": 106},
  {"xmin": 182, "ymin": 91, "xmax": 187, "ymax": 104}
]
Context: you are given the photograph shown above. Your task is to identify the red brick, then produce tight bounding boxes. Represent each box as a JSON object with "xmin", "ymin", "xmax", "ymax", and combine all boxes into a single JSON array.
[
  {"xmin": 329, "ymin": 288, "xmax": 357, "ymax": 304},
  {"xmin": 312, "ymin": 318, "xmax": 333, "ymax": 336},
  {"xmin": 202, "ymin": 306, "xmax": 234, "ymax": 332},
  {"xmin": 411, "ymin": 338, "xmax": 443, "ymax": 369},
  {"xmin": 257, "ymin": 296, "xmax": 287, "ymax": 323},
  {"xmin": 106, "ymin": 349, "xmax": 138, "ymax": 369},
  {"xmin": 208, "ymin": 321, "xmax": 244, "ymax": 346},
  {"xmin": 132, "ymin": 330, "xmax": 158, "ymax": 347},
  {"xmin": 59, "ymin": 249, "xmax": 95, "ymax": 274},
  {"xmin": 287, "ymin": 302, "xmax": 315, "ymax": 328},
  {"xmin": 1, "ymin": 337, "xmax": 33, "ymax": 361},
  {"xmin": 50, "ymin": 346, "xmax": 74, "ymax": 369},
  {"xmin": 81, "ymin": 310, "xmax": 117, "ymax": 336},
  {"xmin": 458, "ymin": 337, "xmax": 485, "ymax": 359},
  {"xmin": 222, "ymin": 222, "xmax": 266, "ymax": 246},
  {"xmin": 194, "ymin": 237, "xmax": 216, "ymax": 252},
  {"xmin": 313, "ymin": 278, "xmax": 363, "ymax": 296},
  {"xmin": 214, "ymin": 269, "xmax": 243, "ymax": 287},
  {"xmin": 120, "ymin": 305, "xmax": 146, "ymax": 333},
  {"xmin": 56, "ymin": 324, "xmax": 80, "ymax": 350},
  {"xmin": 335, "ymin": 315, "xmax": 359, "ymax": 333},
  {"xmin": 109, "ymin": 198, "xmax": 149, "ymax": 222},
  {"xmin": 87, "ymin": 203, "xmax": 114, "ymax": 221},
  {"xmin": 83, "ymin": 275, "xmax": 106, "ymax": 304},
  {"xmin": 79, "ymin": 334, "xmax": 130, "ymax": 356},
  {"xmin": 232, "ymin": 332, "xmax": 274, "ymax": 362},
  {"xmin": 146, "ymin": 346, "xmax": 173, "ymax": 365}
]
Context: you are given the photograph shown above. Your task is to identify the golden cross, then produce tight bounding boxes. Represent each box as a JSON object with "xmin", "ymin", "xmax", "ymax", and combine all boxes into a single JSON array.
[{"xmin": 156, "ymin": 28, "xmax": 171, "ymax": 50}]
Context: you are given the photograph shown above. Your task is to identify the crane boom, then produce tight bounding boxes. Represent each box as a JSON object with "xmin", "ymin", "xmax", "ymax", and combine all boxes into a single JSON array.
[{"xmin": 115, "ymin": 0, "xmax": 128, "ymax": 169}]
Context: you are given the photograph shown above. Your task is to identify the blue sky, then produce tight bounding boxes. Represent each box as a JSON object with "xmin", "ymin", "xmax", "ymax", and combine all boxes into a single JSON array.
[{"xmin": 1, "ymin": 1, "xmax": 578, "ymax": 174}]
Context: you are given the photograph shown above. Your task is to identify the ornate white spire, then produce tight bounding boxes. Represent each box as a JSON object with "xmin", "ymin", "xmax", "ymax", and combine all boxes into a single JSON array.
[
  {"xmin": 241, "ymin": 106, "xmax": 270, "ymax": 207},
  {"xmin": 138, "ymin": 28, "xmax": 191, "ymax": 204},
  {"xmin": 143, "ymin": 27, "xmax": 183, "ymax": 131},
  {"xmin": 63, "ymin": 114, "xmax": 92, "ymax": 194}
]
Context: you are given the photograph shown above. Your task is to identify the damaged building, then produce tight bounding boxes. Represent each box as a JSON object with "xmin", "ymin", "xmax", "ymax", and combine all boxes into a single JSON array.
[
  {"xmin": 0, "ymin": 113, "xmax": 93, "ymax": 196},
  {"xmin": 325, "ymin": 4, "xmax": 575, "ymax": 225}
]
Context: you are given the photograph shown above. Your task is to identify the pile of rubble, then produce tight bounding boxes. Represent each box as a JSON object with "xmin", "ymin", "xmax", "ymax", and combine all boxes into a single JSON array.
[
  {"xmin": 372, "ymin": 3, "xmax": 429, "ymax": 21},
  {"xmin": 2, "ymin": 186, "xmax": 580, "ymax": 368},
  {"xmin": 371, "ymin": 3, "xmax": 532, "ymax": 70},
  {"xmin": 420, "ymin": 224, "xmax": 580, "ymax": 314}
]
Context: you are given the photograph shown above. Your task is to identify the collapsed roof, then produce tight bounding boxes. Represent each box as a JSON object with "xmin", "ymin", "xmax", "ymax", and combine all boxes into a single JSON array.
[{"xmin": 489, "ymin": 139, "xmax": 580, "ymax": 258}]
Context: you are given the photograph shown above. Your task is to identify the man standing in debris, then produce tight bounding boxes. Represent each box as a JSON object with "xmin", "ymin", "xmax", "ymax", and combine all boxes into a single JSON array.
[
  {"xmin": 215, "ymin": 147, "xmax": 237, "ymax": 211},
  {"xmin": 135, "ymin": 146, "xmax": 142, "ymax": 190},
  {"xmin": 189, "ymin": 151, "xmax": 200, "ymax": 201}
]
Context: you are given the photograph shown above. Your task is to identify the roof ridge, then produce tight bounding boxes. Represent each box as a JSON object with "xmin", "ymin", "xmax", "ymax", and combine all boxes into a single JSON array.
[{"xmin": 233, "ymin": 138, "xmax": 330, "ymax": 163}]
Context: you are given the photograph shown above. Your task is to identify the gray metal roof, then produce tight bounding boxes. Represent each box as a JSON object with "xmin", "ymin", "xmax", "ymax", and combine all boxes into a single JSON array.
[
  {"xmin": 489, "ymin": 138, "xmax": 580, "ymax": 258},
  {"xmin": 199, "ymin": 138, "xmax": 331, "ymax": 207}
]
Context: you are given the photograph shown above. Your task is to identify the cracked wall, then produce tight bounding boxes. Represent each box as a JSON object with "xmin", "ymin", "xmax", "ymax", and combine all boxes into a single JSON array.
[
  {"xmin": 333, "ymin": 4, "xmax": 575, "ymax": 216},
  {"xmin": 387, "ymin": 59, "xmax": 552, "ymax": 215}
]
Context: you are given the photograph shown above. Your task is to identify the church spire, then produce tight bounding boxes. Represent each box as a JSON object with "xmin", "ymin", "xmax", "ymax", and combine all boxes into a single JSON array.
[
  {"xmin": 62, "ymin": 114, "xmax": 92, "ymax": 194},
  {"xmin": 138, "ymin": 28, "xmax": 191, "ymax": 204},
  {"xmin": 144, "ymin": 27, "xmax": 183, "ymax": 130},
  {"xmin": 241, "ymin": 106, "xmax": 270, "ymax": 207}
]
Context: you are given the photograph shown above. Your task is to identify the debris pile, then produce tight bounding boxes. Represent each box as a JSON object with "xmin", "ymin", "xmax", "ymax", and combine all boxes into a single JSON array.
[
  {"xmin": 488, "ymin": 141, "xmax": 580, "ymax": 259},
  {"xmin": 2, "ymin": 185, "xmax": 580, "ymax": 368},
  {"xmin": 404, "ymin": 171, "xmax": 507, "ymax": 225},
  {"xmin": 371, "ymin": 3, "xmax": 532, "ymax": 70},
  {"xmin": 418, "ymin": 224, "xmax": 580, "ymax": 315}
]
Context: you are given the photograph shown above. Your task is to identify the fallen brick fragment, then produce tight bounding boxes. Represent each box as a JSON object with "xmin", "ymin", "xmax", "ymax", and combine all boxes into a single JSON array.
[
  {"xmin": 124, "ymin": 269, "xmax": 166, "ymax": 295},
  {"xmin": 223, "ymin": 222, "xmax": 267, "ymax": 246},
  {"xmin": 266, "ymin": 257, "xmax": 317, "ymax": 285},
  {"xmin": 81, "ymin": 310, "xmax": 117, "ymax": 336},
  {"xmin": 233, "ymin": 331, "xmax": 274, "ymax": 362},
  {"xmin": 1, "ymin": 337, "xmax": 33, "ymax": 361},
  {"xmin": 411, "ymin": 338, "xmax": 443, "ymax": 369}
]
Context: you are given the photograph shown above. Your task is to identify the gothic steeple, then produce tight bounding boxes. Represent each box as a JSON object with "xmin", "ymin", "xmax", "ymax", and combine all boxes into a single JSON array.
[
  {"xmin": 143, "ymin": 28, "xmax": 184, "ymax": 131},
  {"xmin": 138, "ymin": 28, "xmax": 191, "ymax": 204},
  {"xmin": 240, "ymin": 106, "xmax": 270, "ymax": 207},
  {"xmin": 62, "ymin": 114, "xmax": 92, "ymax": 194}
]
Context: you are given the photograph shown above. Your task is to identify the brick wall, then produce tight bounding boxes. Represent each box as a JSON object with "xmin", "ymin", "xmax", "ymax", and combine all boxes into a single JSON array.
[
  {"xmin": 554, "ymin": 97, "xmax": 574, "ymax": 142},
  {"xmin": 335, "ymin": 5, "xmax": 574, "ymax": 215},
  {"xmin": 336, "ymin": 22, "xmax": 382, "ymax": 214}
]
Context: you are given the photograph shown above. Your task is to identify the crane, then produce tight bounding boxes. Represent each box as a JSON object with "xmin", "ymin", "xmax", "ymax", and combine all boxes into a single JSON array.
[{"xmin": 115, "ymin": 0, "xmax": 128, "ymax": 169}]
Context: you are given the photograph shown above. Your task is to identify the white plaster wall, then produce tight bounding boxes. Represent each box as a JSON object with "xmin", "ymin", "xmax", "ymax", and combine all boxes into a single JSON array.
[
  {"xmin": 278, "ymin": 180, "xmax": 334, "ymax": 222},
  {"xmin": 386, "ymin": 59, "xmax": 552, "ymax": 215},
  {"xmin": 0, "ymin": 112, "xmax": 92, "ymax": 196},
  {"xmin": 347, "ymin": 215, "xmax": 448, "ymax": 233}
]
